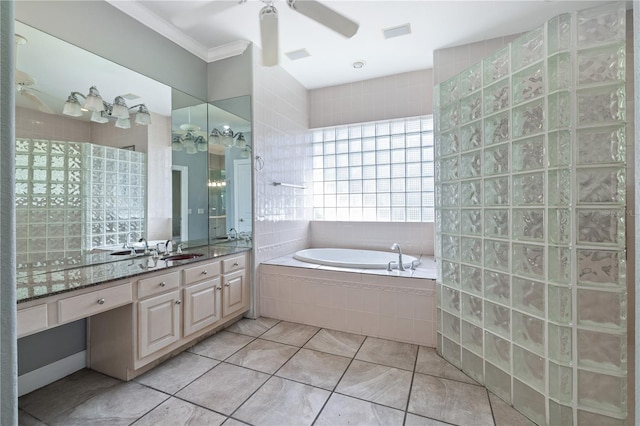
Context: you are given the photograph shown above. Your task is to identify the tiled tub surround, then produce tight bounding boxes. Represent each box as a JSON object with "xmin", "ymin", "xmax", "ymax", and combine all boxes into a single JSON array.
[
  {"xmin": 434, "ymin": 3, "xmax": 629, "ymax": 425},
  {"xmin": 260, "ymin": 254, "xmax": 436, "ymax": 347}
]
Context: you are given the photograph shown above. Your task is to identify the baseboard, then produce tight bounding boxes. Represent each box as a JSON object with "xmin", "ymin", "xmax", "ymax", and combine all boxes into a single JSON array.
[{"xmin": 18, "ymin": 351, "xmax": 86, "ymax": 397}]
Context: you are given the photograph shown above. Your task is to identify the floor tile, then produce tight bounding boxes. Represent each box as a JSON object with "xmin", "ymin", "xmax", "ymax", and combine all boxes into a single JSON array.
[
  {"xmin": 404, "ymin": 413, "xmax": 450, "ymax": 426},
  {"xmin": 303, "ymin": 328, "xmax": 366, "ymax": 358},
  {"xmin": 490, "ymin": 392, "xmax": 537, "ymax": 426},
  {"xmin": 315, "ymin": 393, "xmax": 405, "ymax": 426},
  {"xmin": 415, "ymin": 346, "xmax": 478, "ymax": 385},
  {"xmin": 134, "ymin": 397, "xmax": 226, "ymax": 426},
  {"xmin": 408, "ymin": 373, "xmax": 493, "ymax": 426},
  {"xmin": 176, "ymin": 363, "xmax": 269, "ymax": 415},
  {"xmin": 48, "ymin": 381, "xmax": 168, "ymax": 426},
  {"xmin": 225, "ymin": 338, "xmax": 298, "ymax": 374},
  {"xmin": 224, "ymin": 317, "xmax": 280, "ymax": 337},
  {"xmin": 134, "ymin": 352, "xmax": 219, "ymax": 394},
  {"xmin": 18, "ymin": 410, "xmax": 45, "ymax": 426},
  {"xmin": 234, "ymin": 376, "xmax": 330, "ymax": 426},
  {"xmin": 222, "ymin": 418, "xmax": 250, "ymax": 426},
  {"xmin": 355, "ymin": 337, "xmax": 418, "ymax": 371},
  {"xmin": 276, "ymin": 348, "xmax": 351, "ymax": 390},
  {"xmin": 188, "ymin": 330, "xmax": 254, "ymax": 360},
  {"xmin": 335, "ymin": 360, "xmax": 413, "ymax": 410},
  {"xmin": 18, "ymin": 369, "xmax": 120, "ymax": 422},
  {"xmin": 260, "ymin": 321, "xmax": 320, "ymax": 346}
]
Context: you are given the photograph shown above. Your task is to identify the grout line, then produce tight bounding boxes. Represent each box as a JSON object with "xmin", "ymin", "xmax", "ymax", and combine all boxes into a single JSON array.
[{"xmin": 402, "ymin": 345, "xmax": 420, "ymax": 425}]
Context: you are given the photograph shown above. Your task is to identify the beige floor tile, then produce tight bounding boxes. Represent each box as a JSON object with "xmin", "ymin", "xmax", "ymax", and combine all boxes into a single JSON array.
[
  {"xmin": 415, "ymin": 346, "xmax": 478, "ymax": 385},
  {"xmin": 234, "ymin": 376, "xmax": 330, "ymax": 426},
  {"xmin": 315, "ymin": 393, "xmax": 405, "ymax": 426},
  {"xmin": 276, "ymin": 348, "xmax": 351, "ymax": 390},
  {"xmin": 303, "ymin": 328, "xmax": 366, "ymax": 358},
  {"xmin": 135, "ymin": 397, "xmax": 227, "ymax": 426},
  {"xmin": 18, "ymin": 410, "xmax": 45, "ymax": 426},
  {"xmin": 260, "ymin": 321, "xmax": 320, "ymax": 346},
  {"xmin": 176, "ymin": 363, "xmax": 269, "ymax": 415},
  {"xmin": 404, "ymin": 413, "xmax": 450, "ymax": 426},
  {"xmin": 409, "ymin": 373, "xmax": 493, "ymax": 426},
  {"xmin": 134, "ymin": 352, "xmax": 219, "ymax": 394},
  {"xmin": 355, "ymin": 336, "xmax": 418, "ymax": 371},
  {"xmin": 188, "ymin": 330, "xmax": 254, "ymax": 360},
  {"xmin": 224, "ymin": 317, "xmax": 280, "ymax": 337},
  {"xmin": 336, "ymin": 360, "xmax": 413, "ymax": 410},
  {"xmin": 48, "ymin": 381, "xmax": 168, "ymax": 426},
  {"xmin": 490, "ymin": 392, "xmax": 537, "ymax": 426},
  {"xmin": 18, "ymin": 369, "xmax": 119, "ymax": 422},
  {"xmin": 225, "ymin": 338, "xmax": 298, "ymax": 374}
]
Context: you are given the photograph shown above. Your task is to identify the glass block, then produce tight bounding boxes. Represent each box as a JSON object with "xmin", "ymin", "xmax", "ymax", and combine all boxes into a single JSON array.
[
  {"xmin": 578, "ymin": 369, "xmax": 626, "ymax": 415},
  {"xmin": 440, "ymin": 183, "xmax": 459, "ymax": 207},
  {"xmin": 483, "ymin": 111, "xmax": 510, "ymax": 146},
  {"xmin": 442, "ymin": 285, "xmax": 460, "ymax": 315},
  {"xmin": 549, "ymin": 246, "xmax": 572, "ymax": 285},
  {"xmin": 513, "ymin": 63, "xmax": 544, "ymax": 106},
  {"xmin": 577, "ymin": 208, "xmax": 625, "ymax": 246},
  {"xmin": 484, "ymin": 209, "xmax": 509, "ymax": 239},
  {"xmin": 549, "ymin": 361, "xmax": 573, "ymax": 404},
  {"xmin": 441, "ymin": 156, "xmax": 459, "ymax": 182},
  {"xmin": 548, "ymin": 13, "xmax": 572, "ymax": 54},
  {"xmin": 461, "ymin": 209, "xmax": 482, "ymax": 236},
  {"xmin": 513, "ymin": 277, "xmax": 545, "ymax": 317},
  {"xmin": 442, "ymin": 310, "xmax": 461, "ymax": 342},
  {"xmin": 548, "ymin": 284, "xmax": 572, "ymax": 325},
  {"xmin": 484, "ymin": 239, "xmax": 509, "ymax": 272},
  {"xmin": 548, "ymin": 52, "xmax": 572, "ymax": 92},
  {"xmin": 512, "ymin": 99, "xmax": 544, "ymax": 138},
  {"xmin": 15, "ymin": 154, "xmax": 29, "ymax": 167},
  {"xmin": 484, "ymin": 300, "xmax": 510, "ymax": 338},
  {"xmin": 511, "ymin": 27, "xmax": 544, "ymax": 71},
  {"xmin": 578, "ymin": 329, "xmax": 627, "ymax": 372},
  {"xmin": 442, "ymin": 260, "xmax": 460, "ymax": 289},
  {"xmin": 483, "ymin": 46, "xmax": 510, "ymax": 84},
  {"xmin": 442, "ymin": 336, "xmax": 461, "ymax": 368},
  {"xmin": 485, "ymin": 361, "xmax": 511, "ymax": 403},
  {"xmin": 460, "ymin": 91, "xmax": 482, "ymax": 124},
  {"xmin": 577, "ymin": 84, "xmax": 625, "ymax": 127},
  {"xmin": 484, "ymin": 177, "xmax": 509, "ymax": 206},
  {"xmin": 483, "ymin": 79, "xmax": 510, "ymax": 115},
  {"xmin": 548, "ymin": 169, "xmax": 571, "ymax": 206},
  {"xmin": 440, "ymin": 74, "xmax": 459, "ymax": 107},
  {"xmin": 578, "ymin": 43, "xmax": 625, "ymax": 87},
  {"xmin": 577, "ymin": 125, "xmax": 625, "ymax": 165},
  {"xmin": 513, "ymin": 345, "xmax": 545, "ymax": 392},
  {"xmin": 442, "ymin": 235, "xmax": 460, "ymax": 261},
  {"xmin": 484, "ymin": 143, "xmax": 509, "ymax": 176},
  {"xmin": 578, "ymin": 288, "xmax": 626, "ymax": 330},
  {"xmin": 549, "ymin": 208, "xmax": 572, "ymax": 245},
  {"xmin": 462, "ymin": 294, "xmax": 483, "ymax": 327},
  {"xmin": 440, "ymin": 129, "xmax": 460, "ymax": 156},
  {"xmin": 461, "ymin": 265, "xmax": 483, "ymax": 296},
  {"xmin": 440, "ymin": 209, "xmax": 460, "ymax": 234},
  {"xmin": 455, "ymin": 234, "xmax": 480, "ymax": 265},
  {"xmin": 461, "ymin": 348, "xmax": 484, "ymax": 383},
  {"xmin": 548, "ymin": 323, "xmax": 573, "ymax": 364},
  {"xmin": 440, "ymin": 103, "xmax": 460, "ymax": 132},
  {"xmin": 577, "ymin": 410, "xmax": 626, "ymax": 426},
  {"xmin": 460, "ymin": 121, "xmax": 482, "ymax": 151},
  {"xmin": 577, "ymin": 166, "xmax": 625, "ymax": 204},
  {"xmin": 512, "ymin": 135, "xmax": 544, "ymax": 172},
  {"xmin": 576, "ymin": 2, "xmax": 626, "ymax": 48},
  {"xmin": 459, "ymin": 63, "xmax": 482, "ymax": 95},
  {"xmin": 461, "ymin": 180, "xmax": 482, "ymax": 207},
  {"xmin": 512, "ymin": 208, "xmax": 544, "ymax": 241},
  {"xmin": 513, "ymin": 310, "xmax": 545, "ymax": 355},
  {"xmin": 484, "ymin": 331, "xmax": 510, "ymax": 373},
  {"xmin": 15, "ymin": 139, "xmax": 31, "ymax": 153},
  {"xmin": 512, "ymin": 172, "xmax": 544, "ymax": 206},
  {"xmin": 484, "ymin": 269, "xmax": 509, "ymax": 305},
  {"xmin": 513, "ymin": 243, "xmax": 544, "ymax": 279},
  {"xmin": 513, "ymin": 379, "xmax": 546, "ymax": 425},
  {"xmin": 548, "ymin": 91, "xmax": 572, "ymax": 130},
  {"xmin": 460, "ymin": 151, "xmax": 482, "ymax": 178}
]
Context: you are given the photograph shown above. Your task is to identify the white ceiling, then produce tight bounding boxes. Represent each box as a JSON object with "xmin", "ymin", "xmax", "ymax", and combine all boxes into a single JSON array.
[{"xmin": 108, "ymin": 0, "xmax": 613, "ymax": 90}]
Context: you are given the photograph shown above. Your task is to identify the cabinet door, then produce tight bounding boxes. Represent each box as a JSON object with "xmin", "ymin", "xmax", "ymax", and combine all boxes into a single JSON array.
[
  {"xmin": 183, "ymin": 278, "xmax": 222, "ymax": 336},
  {"xmin": 138, "ymin": 290, "xmax": 181, "ymax": 359},
  {"xmin": 222, "ymin": 270, "xmax": 248, "ymax": 318}
]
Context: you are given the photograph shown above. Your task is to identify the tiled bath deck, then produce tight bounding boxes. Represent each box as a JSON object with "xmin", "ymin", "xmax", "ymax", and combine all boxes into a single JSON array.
[{"xmin": 18, "ymin": 318, "xmax": 534, "ymax": 426}]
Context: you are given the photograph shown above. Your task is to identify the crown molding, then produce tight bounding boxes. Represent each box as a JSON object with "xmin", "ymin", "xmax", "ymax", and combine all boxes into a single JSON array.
[{"xmin": 207, "ymin": 41, "xmax": 251, "ymax": 62}]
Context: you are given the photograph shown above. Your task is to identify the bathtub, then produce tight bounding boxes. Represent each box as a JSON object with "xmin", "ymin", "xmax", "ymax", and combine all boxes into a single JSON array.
[{"xmin": 294, "ymin": 248, "xmax": 419, "ymax": 270}]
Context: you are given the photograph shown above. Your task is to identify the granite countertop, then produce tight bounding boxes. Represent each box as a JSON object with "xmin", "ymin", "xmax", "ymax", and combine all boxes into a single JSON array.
[{"xmin": 17, "ymin": 242, "xmax": 251, "ymax": 304}]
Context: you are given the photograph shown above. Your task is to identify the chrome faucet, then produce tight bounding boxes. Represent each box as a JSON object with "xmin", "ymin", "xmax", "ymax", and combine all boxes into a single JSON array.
[
  {"xmin": 124, "ymin": 231, "xmax": 137, "ymax": 249},
  {"xmin": 138, "ymin": 237, "xmax": 149, "ymax": 254},
  {"xmin": 164, "ymin": 240, "xmax": 173, "ymax": 255},
  {"xmin": 228, "ymin": 228, "xmax": 237, "ymax": 240},
  {"xmin": 391, "ymin": 243, "xmax": 405, "ymax": 271}
]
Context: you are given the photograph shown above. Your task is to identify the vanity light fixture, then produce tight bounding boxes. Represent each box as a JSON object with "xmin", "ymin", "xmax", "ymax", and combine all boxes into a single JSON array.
[
  {"xmin": 195, "ymin": 135, "xmax": 209, "ymax": 152},
  {"xmin": 208, "ymin": 128, "xmax": 222, "ymax": 145},
  {"xmin": 221, "ymin": 126, "xmax": 235, "ymax": 147},
  {"xmin": 171, "ymin": 135, "xmax": 184, "ymax": 151},
  {"xmin": 208, "ymin": 127, "xmax": 247, "ymax": 149},
  {"xmin": 62, "ymin": 86, "xmax": 152, "ymax": 128}
]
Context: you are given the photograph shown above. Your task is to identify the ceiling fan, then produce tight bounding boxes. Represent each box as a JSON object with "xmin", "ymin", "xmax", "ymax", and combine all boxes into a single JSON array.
[
  {"xmin": 15, "ymin": 34, "xmax": 54, "ymax": 114},
  {"xmin": 172, "ymin": 0, "xmax": 359, "ymax": 67}
]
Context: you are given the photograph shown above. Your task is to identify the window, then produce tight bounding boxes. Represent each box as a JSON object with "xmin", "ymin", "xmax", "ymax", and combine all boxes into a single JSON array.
[{"xmin": 312, "ymin": 116, "xmax": 434, "ymax": 222}]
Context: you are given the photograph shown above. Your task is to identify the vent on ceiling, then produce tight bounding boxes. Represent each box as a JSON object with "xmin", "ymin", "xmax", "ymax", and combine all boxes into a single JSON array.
[
  {"xmin": 122, "ymin": 93, "xmax": 141, "ymax": 101},
  {"xmin": 285, "ymin": 49, "xmax": 311, "ymax": 61},
  {"xmin": 383, "ymin": 23, "xmax": 412, "ymax": 39}
]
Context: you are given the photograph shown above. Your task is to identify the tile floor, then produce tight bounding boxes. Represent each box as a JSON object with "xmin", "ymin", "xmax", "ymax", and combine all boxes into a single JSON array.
[{"xmin": 18, "ymin": 317, "xmax": 535, "ymax": 426}]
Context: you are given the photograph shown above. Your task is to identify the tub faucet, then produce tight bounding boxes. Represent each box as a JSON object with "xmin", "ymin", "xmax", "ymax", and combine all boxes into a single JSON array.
[{"xmin": 391, "ymin": 243, "xmax": 405, "ymax": 271}]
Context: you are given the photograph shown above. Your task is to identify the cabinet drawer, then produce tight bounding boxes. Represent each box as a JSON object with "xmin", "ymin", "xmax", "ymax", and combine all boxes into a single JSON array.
[
  {"xmin": 17, "ymin": 304, "xmax": 48, "ymax": 337},
  {"xmin": 58, "ymin": 283, "xmax": 132, "ymax": 323},
  {"xmin": 138, "ymin": 271, "xmax": 180, "ymax": 299},
  {"xmin": 183, "ymin": 261, "xmax": 221, "ymax": 285},
  {"xmin": 222, "ymin": 254, "xmax": 245, "ymax": 273}
]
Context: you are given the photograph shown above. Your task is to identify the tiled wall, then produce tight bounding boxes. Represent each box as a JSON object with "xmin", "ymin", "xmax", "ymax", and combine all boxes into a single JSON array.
[{"xmin": 434, "ymin": 3, "xmax": 630, "ymax": 424}]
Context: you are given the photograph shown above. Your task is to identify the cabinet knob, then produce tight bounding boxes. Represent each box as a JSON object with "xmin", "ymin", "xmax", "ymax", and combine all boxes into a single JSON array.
[
  {"xmin": 159, "ymin": 281, "xmax": 166, "ymax": 287},
  {"xmin": 202, "ymin": 270, "xmax": 208, "ymax": 275},
  {"xmin": 216, "ymin": 286, "xmax": 222, "ymax": 290},
  {"xmin": 175, "ymin": 300, "xmax": 181, "ymax": 305},
  {"xmin": 225, "ymin": 283, "xmax": 230, "ymax": 287},
  {"xmin": 233, "ymin": 262, "xmax": 239, "ymax": 267},
  {"xmin": 97, "ymin": 298, "xmax": 105, "ymax": 305}
]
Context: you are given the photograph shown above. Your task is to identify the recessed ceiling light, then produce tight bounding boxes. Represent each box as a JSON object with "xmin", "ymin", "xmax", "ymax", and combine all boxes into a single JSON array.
[
  {"xmin": 352, "ymin": 60, "xmax": 366, "ymax": 69},
  {"xmin": 285, "ymin": 48, "xmax": 311, "ymax": 61},
  {"xmin": 383, "ymin": 23, "xmax": 412, "ymax": 39}
]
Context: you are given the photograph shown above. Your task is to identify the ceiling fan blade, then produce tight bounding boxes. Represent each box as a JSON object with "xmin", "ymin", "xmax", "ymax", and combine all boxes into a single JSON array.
[
  {"xmin": 19, "ymin": 87, "xmax": 54, "ymax": 114},
  {"xmin": 287, "ymin": 0, "xmax": 358, "ymax": 38},
  {"xmin": 260, "ymin": 4, "xmax": 279, "ymax": 67},
  {"xmin": 172, "ymin": 1, "xmax": 241, "ymax": 29},
  {"xmin": 16, "ymin": 69, "xmax": 36, "ymax": 86}
]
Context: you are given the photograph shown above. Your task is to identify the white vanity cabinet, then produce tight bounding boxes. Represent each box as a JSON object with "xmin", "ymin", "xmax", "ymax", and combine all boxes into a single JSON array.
[
  {"xmin": 182, "ymin": 260, "xmax": 223, "ymax": 337},
  {"xmin": 222, "ymin": 254, "xmax": 249, "ymax": 318}
]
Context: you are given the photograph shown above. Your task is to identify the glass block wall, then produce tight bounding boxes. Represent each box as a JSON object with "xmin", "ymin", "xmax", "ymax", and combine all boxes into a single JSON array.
[{"xmin": 434, "ymin": 3, "xmax": 628, "ymax": 425}]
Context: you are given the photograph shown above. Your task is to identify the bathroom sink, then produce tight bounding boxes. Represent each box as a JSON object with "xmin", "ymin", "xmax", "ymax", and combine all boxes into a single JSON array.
[
  {"xmin": 161, "ymin": 253, "xmax": 204, "ymax": 261},
  {"xmin": 110, "ymin": 249, "xmax": 147, "ymax": 256}
]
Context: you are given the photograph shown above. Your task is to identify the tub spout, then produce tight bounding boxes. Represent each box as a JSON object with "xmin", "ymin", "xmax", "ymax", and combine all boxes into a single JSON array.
[
  {"xmin": 387, "ymin": 261, "xmax": 396, "ymax": 272},
  {"xmin": 390, "ymin": 243, "xmax": 405, "ymax": 271}
]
